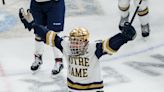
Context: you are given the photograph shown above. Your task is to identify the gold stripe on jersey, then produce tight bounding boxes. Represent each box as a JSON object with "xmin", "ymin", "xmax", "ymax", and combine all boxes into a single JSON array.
[
  {"xmin": 138, "ymin": 7, "xmax": 149, "ymax": 16},
  {"xmin": 67, "ymin": 79, "xmax": 103, "ymax": 90},
  {"xmin": 119, "ymin": 4, "xmax": 130, "ymax": 11},
  {"xmin": 46, "ymin": 31, "xmax": 56, "ymax": 47},
  {"xmin": 102, "ymin": 39, "xmax": 116, "ymax": 54}
]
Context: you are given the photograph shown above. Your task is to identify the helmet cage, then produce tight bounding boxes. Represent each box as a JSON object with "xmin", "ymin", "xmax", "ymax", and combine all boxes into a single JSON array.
[{"xmin": 69, "ymin": 36, "xmax": 88, "ymax": 56}]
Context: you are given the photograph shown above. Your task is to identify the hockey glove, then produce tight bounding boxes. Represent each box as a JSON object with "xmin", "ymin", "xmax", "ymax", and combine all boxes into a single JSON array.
[
  {"xmin": 121, "ymin": 22, "xmax": 136, "ymax": 41},
  {"xmin": 19, "ymin": 8, "xmax": 34, "ymax": 31}
]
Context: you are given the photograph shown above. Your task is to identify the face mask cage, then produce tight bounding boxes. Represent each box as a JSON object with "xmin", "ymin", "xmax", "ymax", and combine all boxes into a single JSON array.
[{"xmin": 69, "ymin": 37, "xmax": 88, "ymax": 56}]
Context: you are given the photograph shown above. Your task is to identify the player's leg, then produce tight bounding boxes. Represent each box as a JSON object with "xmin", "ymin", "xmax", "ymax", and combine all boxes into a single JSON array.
[
  {"xmin": 46, "ymin": 0, "xmax": 65, "ymax": 75},
  {"xmin": 118, "ymin": 0, "xmax": 130, "ymax": 30},
  {"xmin": 30, "ymin": 0, "xmax": 46, "ymax": 71},
  {"xmin": 31, "ymin": 37, "xmax": 44, "ymax": 71},
  {"xmin": 52, "ymin": 46, "xmax": 64, "ymax": 75},
  {"xmin": 134, "ymin": 0, "xmax": 150, "ymax": 37}
]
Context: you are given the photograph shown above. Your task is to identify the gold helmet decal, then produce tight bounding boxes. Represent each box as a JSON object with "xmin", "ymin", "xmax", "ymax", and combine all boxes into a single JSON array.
[{"xmin": 69, "ymin": 27, "xmax": 89, "ymax": 41}]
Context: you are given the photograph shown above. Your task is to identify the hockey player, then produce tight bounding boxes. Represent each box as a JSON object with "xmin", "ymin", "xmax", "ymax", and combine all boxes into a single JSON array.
[
  {"xmin": 29, "ymin": 0, "xmax": 65, "ymax": 75},
  {"xmin": 118, "ymin": 0, "xmax": 150, "ymax": 37},
  {"xmin": 19, "ymin": 8, "xmax": 136, "ymax": 92}
]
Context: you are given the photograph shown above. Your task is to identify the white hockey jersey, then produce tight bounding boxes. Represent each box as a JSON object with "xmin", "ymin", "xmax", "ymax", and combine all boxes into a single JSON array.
[
  {"xmin": 63, "ymin": 41, "xmax": 104, "ymax": 91},
  {"xmin": 45, "ymin": 31, "xmax": 115, "ymax": 91}
]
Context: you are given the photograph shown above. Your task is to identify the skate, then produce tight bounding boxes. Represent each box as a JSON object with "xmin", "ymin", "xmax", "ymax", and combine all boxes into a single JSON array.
[
  {"xmin": 141, "ymin": 23, "xmax": 150, "ymax": 37},
  {"xmin": 31, "ymin": 54, "xmax": 43, "ymax": 71},
  {"xmin": 119, "ymin": 14, "xmax": 129, "ymax": 31},
  {"xmin": 51, "ymin": 58, "xmax": 64, "ymax": 76}
]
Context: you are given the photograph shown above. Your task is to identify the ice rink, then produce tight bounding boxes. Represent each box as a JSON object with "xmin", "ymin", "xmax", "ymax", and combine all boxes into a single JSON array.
[{"xmin": 0, "ymin": 0, "xmax": 164, "ymax": 92}]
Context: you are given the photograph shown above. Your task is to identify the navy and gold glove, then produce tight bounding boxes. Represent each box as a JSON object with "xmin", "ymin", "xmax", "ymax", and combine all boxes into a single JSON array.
[
  {"xmin": 19, "ymin": 8, "xmax": 34, "ymax": 31},
  {"xmin": 121, "ymin": 22, "xmax": 136, "ymax": 41}
]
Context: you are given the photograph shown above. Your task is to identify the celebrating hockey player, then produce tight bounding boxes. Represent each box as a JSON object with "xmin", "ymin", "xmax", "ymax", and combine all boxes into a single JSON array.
[
  {"xmin": 19, "ymin": 8, "xmax": 136, "ymax": 92},
  {"xmin": 118, "ymin": 0, "xmax": 150, "ymax": 37}
]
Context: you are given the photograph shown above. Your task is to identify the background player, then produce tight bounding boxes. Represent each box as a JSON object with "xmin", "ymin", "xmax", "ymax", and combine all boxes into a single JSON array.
[
  {"xmin": 19, "ymin": 8, "xmax": 136, "ymax": 92},
  {"xmin": 29, "ymin": 0, "xmax": 65, "ymax": 75},
  {"xmin": 118, "ymin": 0, "xmax": 150, "ymax": 37}
]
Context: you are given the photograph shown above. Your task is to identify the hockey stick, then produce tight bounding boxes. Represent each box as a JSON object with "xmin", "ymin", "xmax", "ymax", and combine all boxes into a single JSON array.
[
  {"xmin": 2, "ymin": 0, "xmax": 5, "ymax": 5},
  {"xmin": 130, "ymin": 0, "xmax": 143, "ymax": 25}
]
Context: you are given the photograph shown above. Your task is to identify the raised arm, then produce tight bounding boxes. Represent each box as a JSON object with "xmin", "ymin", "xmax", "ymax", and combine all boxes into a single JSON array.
[
  {"xmin": 19, "ymin": 8, "xmax": 63, "ymax": 51},
  {"xmin": 104, "ymin": 22, "xmax": 136, "ymax": 53},
  {"xmin": 95, "ymin": 22, "xmax": 136, "ymax": 58}
]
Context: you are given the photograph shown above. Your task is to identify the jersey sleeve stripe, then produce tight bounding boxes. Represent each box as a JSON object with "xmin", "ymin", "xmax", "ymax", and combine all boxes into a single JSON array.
[{"xmin": 102, "ymin": 39, "xmax": 116, "ymax": 54}]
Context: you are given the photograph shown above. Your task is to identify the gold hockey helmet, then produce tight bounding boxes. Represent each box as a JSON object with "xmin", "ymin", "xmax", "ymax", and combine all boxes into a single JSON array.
[
  {"xmin": 69, "ymin": 27, "xmax": 89, "ymax": 41},
  {"xmin": 69, "ymin": 27, "xmax": 89, "ymax": 55}
]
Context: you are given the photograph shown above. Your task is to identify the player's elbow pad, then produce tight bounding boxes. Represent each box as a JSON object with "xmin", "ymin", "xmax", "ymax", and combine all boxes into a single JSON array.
[{"xmin": 33, "ymin": 24, "xmax": 48, "ymax": 41}]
